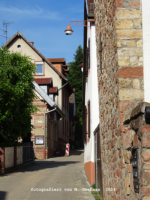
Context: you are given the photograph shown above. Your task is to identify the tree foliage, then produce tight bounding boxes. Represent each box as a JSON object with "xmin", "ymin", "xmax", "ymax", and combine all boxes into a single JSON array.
[
  {"xmin": 67, "ymin": 45, "xmax": 83, "ymax": 143},
  {"xmin": 67, "ymin": 45, "xmax": 83, "ymax": 118},
  {"xmin": 0, "ymin": 47, "xmax": 37, "ymax": 145}
]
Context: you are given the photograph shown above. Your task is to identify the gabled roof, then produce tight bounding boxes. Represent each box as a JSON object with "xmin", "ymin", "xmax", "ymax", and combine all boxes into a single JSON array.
[
  {"xmin": 34, "ymin": 78, "xmax": 53, "ymax": 86},
  {"xmin": 4, "ymin": 31, "xmax": 67, "ymax": 81}
]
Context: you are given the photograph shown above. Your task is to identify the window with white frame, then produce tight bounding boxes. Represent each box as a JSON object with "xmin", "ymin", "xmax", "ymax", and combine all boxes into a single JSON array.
[{"xmin": 35, "ymin": 62, "xmax": 43, "ymax": 75}]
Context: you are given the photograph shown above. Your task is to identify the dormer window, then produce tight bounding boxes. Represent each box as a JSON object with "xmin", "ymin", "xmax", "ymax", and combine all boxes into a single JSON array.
[{"xmin": 35, "ymin": 62, "xmax": 44, "ymax": 75}]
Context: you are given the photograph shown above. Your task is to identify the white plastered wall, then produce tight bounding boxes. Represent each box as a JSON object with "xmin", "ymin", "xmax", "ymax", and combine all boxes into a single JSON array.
[
  {"xmin": 84, "ymin": 24, "xmax": 99, "ymax": 164},
  {"xmin": 142, "ymin": 0, "xmax": 150, "ymax": 103}
]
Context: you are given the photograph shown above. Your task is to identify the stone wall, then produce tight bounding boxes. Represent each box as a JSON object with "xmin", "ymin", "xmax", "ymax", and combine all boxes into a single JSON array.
[
  {"xmin": 94, "ymin": 0, "xmax": 147, "ymax": 199},
  {"xmin": 120, "ymin": 103, "xmax": 150, "ymax": 200},
  {"xmin": 95, "ymin": 0, "xmax": 120, "ymax": 199}
]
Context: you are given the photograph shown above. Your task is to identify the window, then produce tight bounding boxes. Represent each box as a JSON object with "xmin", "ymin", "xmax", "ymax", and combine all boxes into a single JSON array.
[{"xmin": 35, "ymin": 62, "xmax": 44, "ymax": 75}]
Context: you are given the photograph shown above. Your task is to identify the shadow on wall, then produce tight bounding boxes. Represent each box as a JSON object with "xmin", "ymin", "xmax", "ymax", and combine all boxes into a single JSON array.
[{"xmin": 0, "ymin": 191, "xmax": 7, "ymax": 200}]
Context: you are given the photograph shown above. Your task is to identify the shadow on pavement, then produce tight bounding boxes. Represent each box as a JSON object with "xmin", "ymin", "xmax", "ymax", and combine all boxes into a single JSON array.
[
  {"xmin": 0, "ymin": 191, "xmax": 7, "ymax": 200},
  {"xmin": 0, "ymin": 148, "xmax": 83, "ymax": 177},
  {"xmin": 69, "ymin": 148, "xmax": 84, "ymax": 156}
]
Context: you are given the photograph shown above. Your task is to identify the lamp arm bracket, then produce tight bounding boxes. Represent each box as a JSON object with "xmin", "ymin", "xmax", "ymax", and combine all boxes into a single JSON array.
[{"xmin": 68, "ymin": 19, "xmax": 94, "ymax": 28}]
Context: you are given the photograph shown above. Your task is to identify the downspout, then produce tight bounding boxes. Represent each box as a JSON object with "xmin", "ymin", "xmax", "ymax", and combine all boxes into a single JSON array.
[{"xmin": 44, "ymin": 107, "xmax": 56, "ymax": 159}]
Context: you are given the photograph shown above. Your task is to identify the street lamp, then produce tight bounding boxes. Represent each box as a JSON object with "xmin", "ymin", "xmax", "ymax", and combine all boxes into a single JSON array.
[{"xmin": 64, "ymin": 19, "xmax": 94, "ymax": 35}]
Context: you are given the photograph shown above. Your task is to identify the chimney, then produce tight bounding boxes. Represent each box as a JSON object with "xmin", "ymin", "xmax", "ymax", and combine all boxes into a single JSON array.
[{"xmin": 30, "ymin": 42, "xmax": 34, "ymax": 46}]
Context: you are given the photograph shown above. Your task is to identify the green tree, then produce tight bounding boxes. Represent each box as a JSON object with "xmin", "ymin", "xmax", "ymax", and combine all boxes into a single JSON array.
[
  {"xmin": 0, "ymin": 47, "xmax": 37, "ymax": 146},
  {"xmin": 67, "ymin": 45, "xmax": 83, "ymax": 144},
  {"xmin": 67, "ymin": 45, "xmax": 83, "ymax": 118}
]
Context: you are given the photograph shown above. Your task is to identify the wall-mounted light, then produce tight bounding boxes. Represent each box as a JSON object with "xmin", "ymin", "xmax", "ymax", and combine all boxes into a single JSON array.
[{"xmin": 64, "ymin": 19, "xmax": 95, "ymax": 35}]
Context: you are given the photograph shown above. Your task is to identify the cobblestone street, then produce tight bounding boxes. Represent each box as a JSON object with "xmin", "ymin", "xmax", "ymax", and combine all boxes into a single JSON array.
[{"xmin": 0, "ymin": 149, "xmax": 95, "ymax": 200}]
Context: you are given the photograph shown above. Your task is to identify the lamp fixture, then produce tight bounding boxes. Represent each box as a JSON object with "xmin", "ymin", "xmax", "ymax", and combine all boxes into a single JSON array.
[{"xmin": 64, "ymin": 19, "xmax": 95, "ymax": 35}]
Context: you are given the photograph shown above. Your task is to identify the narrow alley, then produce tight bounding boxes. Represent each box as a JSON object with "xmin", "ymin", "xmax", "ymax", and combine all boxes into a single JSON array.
[{"xmin": 0, "ymin": 149, "xmax": 95, "ymax": 200}]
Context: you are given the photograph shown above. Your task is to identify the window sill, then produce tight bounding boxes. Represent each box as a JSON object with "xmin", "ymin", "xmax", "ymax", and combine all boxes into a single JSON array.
[{"xmin": 34, "ymin": 74, "xmax": 45, "ymax": 76}]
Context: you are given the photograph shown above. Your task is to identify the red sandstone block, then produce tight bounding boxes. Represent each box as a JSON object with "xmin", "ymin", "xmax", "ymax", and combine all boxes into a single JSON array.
[
  {"xmin": 120, "ymin": 114, "xmax": 124, "ymax": 124},
  {"xmin": 141, "ymin": 188, "xmax": 150, "ymax": 196},
  {"xmin": 118, "ymin": 159, "xmax": 125, "ymax": 169},
  {"xmin": 115, "ymin": 0, "xmax": 123, "ymax": 7},
  {"xmin": 127, "ymin": 164, "xmax": 133, "ymax": 172},
  {"xmin": 117, "ymin": 125, "xmax": 123, "ymax": 136},
  {"xmin": 133, "ymin": 116, "xmax": 143, "ymax": 130},
  {"xmin": 139, "ymin": 125, "xmax": 150, "ymax": 135},
  {"xmin": 142, "ymin": 152, "xmax": 150, "ymax": 164},
  {"xmin": 133, "ymin": 135, "xmax": 138, "ymax": 147},
  {"xmin": 140, "ymin": 171, "xmax": 150, "ymax": 186},
  {"xmin": 111, "ymin": 138, "xmax": 117, "ymax": 148},
  {"xmin": 118, "ymin": 67, "xmax": 143, "ymax": 78},
  {"xmin": 142, "ymin": 137, "xmax": 150, "ymax": 148},
  {"xmin": 129, "ymin": 2, "xmax": 141, "ymax": 6},
  {"xmin": 112, "ymin": 155, "xmax": 117, "ymax": 162},
  {"xmin": 116, "ymin": 169, "xmax": 122, "ymax": 179},
  {"xmin": 118, "ymin": 102, "xmax": 135, "ymax": 114}
]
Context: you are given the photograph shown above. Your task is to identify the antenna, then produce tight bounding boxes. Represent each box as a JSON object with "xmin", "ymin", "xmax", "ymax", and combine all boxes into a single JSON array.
[{"xmin": 0, "ymin": 21, "xmax": 14, "ymax": 43}]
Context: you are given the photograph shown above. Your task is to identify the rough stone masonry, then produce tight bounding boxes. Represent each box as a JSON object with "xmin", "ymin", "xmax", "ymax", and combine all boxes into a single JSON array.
[{"xmin": 94, "ymin": 0, "xmax": 150, "ymax": 199}]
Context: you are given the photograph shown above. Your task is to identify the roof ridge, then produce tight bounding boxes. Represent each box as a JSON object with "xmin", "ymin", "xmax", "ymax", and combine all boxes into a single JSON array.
[{"xmin": 4, "ymin": 31, "xmax": 67, "ymax": 81}]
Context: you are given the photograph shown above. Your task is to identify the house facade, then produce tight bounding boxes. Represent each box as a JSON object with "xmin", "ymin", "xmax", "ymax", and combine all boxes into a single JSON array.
[
  {"xmin": 32, "ymin": 81, "xmax": 64, "ymax": 159},
  {"xmin": 4, "ymin": 32, "xmax": 73, "ymax": 159},
  {"xmin": 83, "ymin": 0, "xmax": 99, "ymax": 185},
  {"xmin": 47, "ymin": 58, "xmax": 72, "ymax": 154}
]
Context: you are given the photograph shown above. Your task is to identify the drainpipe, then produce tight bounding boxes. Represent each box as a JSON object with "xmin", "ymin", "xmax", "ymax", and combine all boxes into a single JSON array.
[
  {"xmin": 44, "ymin": 107, "xmax": 56, "ymax": 159},
  {"xmin": 57, "ymin": 81, "xmax": 68, "ymax": 105}
]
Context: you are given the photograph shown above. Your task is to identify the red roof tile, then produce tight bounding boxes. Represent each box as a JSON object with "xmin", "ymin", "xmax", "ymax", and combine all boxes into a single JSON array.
[
  {"xmin": 47, "ymin": 58, "xmax": 65, "ymax": 63},
  {"xmin": 34, "ymin": 78, "xmax": 52, "ymax": 85},
  {"xmin": 49, "ymin": 87, "xmax": 58, "ymax": 94}
]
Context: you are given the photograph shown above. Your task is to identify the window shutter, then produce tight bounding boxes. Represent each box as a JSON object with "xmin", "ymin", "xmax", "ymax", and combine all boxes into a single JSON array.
[{"xmin": 88, "ymin": 101, "xmax": 90, "ymax": 137}]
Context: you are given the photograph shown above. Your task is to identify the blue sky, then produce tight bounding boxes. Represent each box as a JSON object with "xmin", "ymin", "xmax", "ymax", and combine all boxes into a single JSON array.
[{"xmin": 0, "ymin": 0, "xmax": 84, "ymax": 63}]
